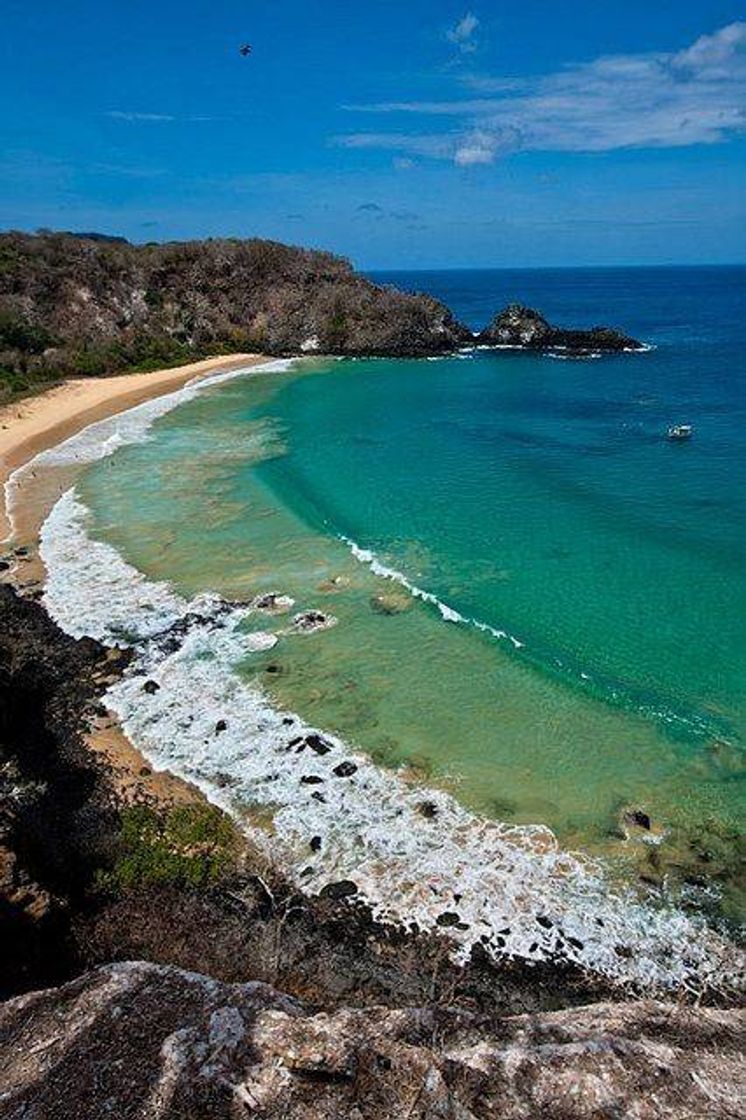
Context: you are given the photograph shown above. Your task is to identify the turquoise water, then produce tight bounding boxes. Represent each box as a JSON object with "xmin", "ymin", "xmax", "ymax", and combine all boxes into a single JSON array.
[{"xmin": 76, "ymin": 267, "xmax": 745, "ymax": 920}]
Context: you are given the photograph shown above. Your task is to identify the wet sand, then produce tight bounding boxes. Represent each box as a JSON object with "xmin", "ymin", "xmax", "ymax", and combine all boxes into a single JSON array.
[
  {"xmin": 0, "ymin": 353, "xmax": 264, "ymax": 807},
  {"xmin": 0, "ymin": 354, "xmax": 262, "ymax": 542}
]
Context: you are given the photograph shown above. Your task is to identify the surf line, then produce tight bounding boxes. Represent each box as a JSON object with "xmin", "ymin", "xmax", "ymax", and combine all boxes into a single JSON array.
[
  {"xmin": 338, "ymin": 533, "xmax": 726, "ymax": 743},
  {"xmin": 339, "ymin": 534, "xmax": 524, "ymax": 649}
]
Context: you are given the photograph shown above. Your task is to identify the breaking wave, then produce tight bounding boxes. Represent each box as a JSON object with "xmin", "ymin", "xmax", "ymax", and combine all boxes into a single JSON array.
[
  {"xmin": 37, "ymin": 487, "xmax": 744, "ymax": 995},
  {"xmin": 341, "ymin": 536, "xmax": 524, "ymax": 649},
  {"xmin": 339, "ymin": 535, "xmax": 726, "ymax": 742}
]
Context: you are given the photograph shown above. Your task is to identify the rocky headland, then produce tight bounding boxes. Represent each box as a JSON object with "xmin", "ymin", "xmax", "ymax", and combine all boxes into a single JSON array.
[
  {"xmin": 0, "ymin": 232, "xmax": 651, "ymax": 403},
  {"xmin": 478, "ymin": 303, "xmax": 644, "ymax": 354},
  {"xmin": 0, "ymin": 231, "xmax": 471, "ymax": 399}
]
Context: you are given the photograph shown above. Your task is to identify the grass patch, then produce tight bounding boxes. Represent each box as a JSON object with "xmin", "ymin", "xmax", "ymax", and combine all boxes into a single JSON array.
[{"xmin": 99, "ymin": 803, "xmax": 241, "ymax": 893}]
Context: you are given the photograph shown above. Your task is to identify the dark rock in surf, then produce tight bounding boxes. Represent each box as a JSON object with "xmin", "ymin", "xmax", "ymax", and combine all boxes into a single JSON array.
[
  {"xmin": 417, "ymin": 800, "xmax": 438, "ymax": 819},
  {"xmin": 320, "ymin": 880, "xmax": 358, "ymax": 901},
  {"xmin": 436, "ymin": 912, "xmax": 461, "ymax": 928},
  {"xmin": 478, "ymin": 304, "xmax": 644, "ymax": 354},
  {"xmin": 251, "ymin": 592, "xmax": 295, "ymax": 613},
  {"xmin": 333, "ymin": 761, "xmax": 358, "ymax": 778},
  {"xmin": 291, "ymin": 733, "xmax": 332, "ymax": 755},
  {"xmin": 292, "ymin": 610, "xmax": 337, "ymax": 634}
]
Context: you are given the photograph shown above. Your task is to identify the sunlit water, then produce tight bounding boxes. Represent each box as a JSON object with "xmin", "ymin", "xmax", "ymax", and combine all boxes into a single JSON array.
[{"xmin": 73, "ymin": 266, "xmax": 745, "ymax": 925}]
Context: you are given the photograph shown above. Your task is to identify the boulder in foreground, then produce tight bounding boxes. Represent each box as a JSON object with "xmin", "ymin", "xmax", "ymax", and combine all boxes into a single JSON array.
[
  {"xmin": 478, "ymin": 303, "xmax": 644, "ymax": 353},
  {"xmin": 0, "ymin": 961, "xmax": 742, "ymax": 1119}
]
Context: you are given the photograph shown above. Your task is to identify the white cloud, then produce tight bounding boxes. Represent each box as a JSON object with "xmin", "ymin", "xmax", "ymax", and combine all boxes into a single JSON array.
[
  {"xmin": 335, "ymin": 126, "xmax": 520, "ymax": 166},
  {"xmin": 446, "ymin": 12, "xmax": 480, "ymax": 54},
  {"xmin": 671, "ymin": 21, "xmax": 746, "ymax": 76},
  {"xmin": 336, "ymin": 133, "xmax": 457, "ymax": 159},
  {"xmin": 454, "ymin": 127, "xmax": 520, "ymax": 164},
  {"xmin": 336, "ymin": 22, "xmax": 746, "ymax": 165}
]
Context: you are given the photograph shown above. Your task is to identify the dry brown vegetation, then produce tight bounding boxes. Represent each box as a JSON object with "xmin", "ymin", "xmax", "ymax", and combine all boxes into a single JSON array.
[{"xmin": 0, "ymin": 231, "xmax": 469, "ymax": 399}]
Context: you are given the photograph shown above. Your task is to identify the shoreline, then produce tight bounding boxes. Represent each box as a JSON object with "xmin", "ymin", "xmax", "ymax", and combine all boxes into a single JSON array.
[
  {"xmin": 0, "ymin": 353, "xmax": 264, "ymax": 808},
  {"xmin": 39, "ymin": 494, "xmax": 745, "ymax": 994},
  {"xmin": 0, "ymin": 353, "xmax": 262, "ymax": 543},
  {"xmin": 3, "ymin": 350, "xmax": 743, "ymax": 999}
]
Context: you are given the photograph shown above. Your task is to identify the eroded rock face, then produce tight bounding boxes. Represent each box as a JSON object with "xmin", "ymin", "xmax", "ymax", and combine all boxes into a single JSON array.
[
  {"xmin": 478, "ymin": 304, "xmax": 644, "ymax": 354},
  {"xmin": 0, "ymin": 961, "xmax": 742, "ymax": 1119}
]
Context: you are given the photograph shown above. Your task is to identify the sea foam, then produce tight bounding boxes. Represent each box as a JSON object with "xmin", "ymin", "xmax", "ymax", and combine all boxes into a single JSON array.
[{"xmin": 38, "ymin": 486, "xmax": 744, "ymax": 995}]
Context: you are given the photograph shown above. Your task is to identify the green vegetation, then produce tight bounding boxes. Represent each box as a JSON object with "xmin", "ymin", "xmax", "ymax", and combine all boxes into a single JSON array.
[
  {"xmin": 98, "ymin": 803, "xmax": 241, "ymax": 893},
  {"xmin": 0, "ymin": 310, "xmax": 55, "ymax": 354}
]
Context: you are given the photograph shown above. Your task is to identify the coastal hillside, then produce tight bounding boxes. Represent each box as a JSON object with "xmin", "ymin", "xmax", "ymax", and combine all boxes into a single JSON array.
[{"xmin": 0, "ymin": 231, "xmax": 470, "ymax": 398}]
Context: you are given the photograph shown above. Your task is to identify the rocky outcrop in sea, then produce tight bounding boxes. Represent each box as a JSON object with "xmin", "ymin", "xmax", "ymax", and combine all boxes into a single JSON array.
[
  {"xmin": 0, "ymin": 233, "xmax": 654, "ymax": 400},
  {"xmin": 478, "ymin": 303, "xmax": 644, "ymax": 354},
  {"xmin": 1, "ymin": 960, "xmax": 743, "ymax": 1119}
]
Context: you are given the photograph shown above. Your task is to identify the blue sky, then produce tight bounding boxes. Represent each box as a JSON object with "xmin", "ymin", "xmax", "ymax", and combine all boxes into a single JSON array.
[{"xmin": 1, "ymin": 1, "xmax": 744, "ymax": 268}]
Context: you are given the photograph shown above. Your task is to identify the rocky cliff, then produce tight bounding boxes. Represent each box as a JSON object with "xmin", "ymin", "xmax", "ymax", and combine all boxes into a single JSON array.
[
  {"xmin": 478, "ymin": 303, "xmax": 644, "ymax": 354},
  {"xmin": 0, "ymin": 581, "xmax": 125, "ymax": 995},
  {"xmin": 0, "ymin": 232, "xmax": 652, "ymax": 401},
  {"xmin": 0, "ymin": 231, "xmax": 470, "ymax": 396},
  {"xmin": 0, "ymin": 961, "xmax": 742, "ymax": 1119}
]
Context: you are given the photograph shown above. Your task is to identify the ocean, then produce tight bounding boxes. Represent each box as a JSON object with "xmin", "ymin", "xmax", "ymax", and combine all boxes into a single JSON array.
[{"xmin": 29, "ymin": 266, "xmax": 745, "ymax": 992}]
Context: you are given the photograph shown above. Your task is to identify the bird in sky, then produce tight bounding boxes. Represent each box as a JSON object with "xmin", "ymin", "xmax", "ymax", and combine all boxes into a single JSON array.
[{"xmin": 239, "ymin": 43, "xmax": 252, "ymax": 57}]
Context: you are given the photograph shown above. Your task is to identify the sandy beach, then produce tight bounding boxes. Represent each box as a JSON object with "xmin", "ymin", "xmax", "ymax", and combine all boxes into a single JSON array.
[
  {"xmin": 0, "ymin": 353, "xmax": 262, "ymax": 543},
  {"xmin": 0, "ymin": 353, "xmax": 263, "ymax": 808}
]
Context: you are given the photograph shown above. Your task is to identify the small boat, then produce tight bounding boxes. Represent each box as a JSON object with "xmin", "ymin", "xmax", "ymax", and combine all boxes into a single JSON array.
[{"xmin": 667, "ymin": 424, "xmax": 693, "ymax": 441}]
